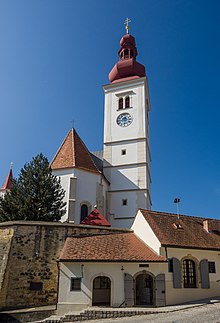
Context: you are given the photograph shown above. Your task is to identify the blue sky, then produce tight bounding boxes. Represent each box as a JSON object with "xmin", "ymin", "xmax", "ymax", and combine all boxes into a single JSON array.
[{"xmin": 0, "ymin": 0, "xmax": 220, "ymax": 218}]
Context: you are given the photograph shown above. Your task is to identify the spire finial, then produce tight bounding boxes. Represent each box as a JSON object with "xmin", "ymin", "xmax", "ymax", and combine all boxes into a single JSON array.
[
  {"xmin": 71, "ymin": 119, "xmax": 75, "ymax": 129},
  {"xmin": 124, "ymin": 18, "xmax": 131, "ymax": 34},
  {"xmin": 10, "ymin": 161, "xmax": 13, "ymax": 170}
]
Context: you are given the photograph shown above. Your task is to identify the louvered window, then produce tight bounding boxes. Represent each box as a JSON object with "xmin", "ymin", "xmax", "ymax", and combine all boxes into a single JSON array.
[
  {"xmin": 125, "ymin": 96, "xmax": 130, "ymax": 108},
  {"xmin": 118, "ymin": 98, "xmax": 123, "ymax": 110}
]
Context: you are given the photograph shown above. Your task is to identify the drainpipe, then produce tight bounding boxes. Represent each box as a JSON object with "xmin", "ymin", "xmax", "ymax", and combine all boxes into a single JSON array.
[{"xmin": 56, "ymin": 261, "xmax": 60, "ymax": 311}]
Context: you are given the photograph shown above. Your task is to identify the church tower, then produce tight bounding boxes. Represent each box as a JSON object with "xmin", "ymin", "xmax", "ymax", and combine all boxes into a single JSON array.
[{"xmin": 103, "ymin": 22, "xmax": 151, "ymax": 228}]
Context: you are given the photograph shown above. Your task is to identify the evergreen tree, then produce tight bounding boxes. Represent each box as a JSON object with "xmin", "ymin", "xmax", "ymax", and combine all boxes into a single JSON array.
[{"xmin": 0, "ymin": 153, "xmax": 66, "ymax": 222}]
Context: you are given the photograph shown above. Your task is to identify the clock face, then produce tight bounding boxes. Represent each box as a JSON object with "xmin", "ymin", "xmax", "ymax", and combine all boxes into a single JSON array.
[{"xmin": 116, "ymin": 113, "xmax": 133, "ymax": 127}]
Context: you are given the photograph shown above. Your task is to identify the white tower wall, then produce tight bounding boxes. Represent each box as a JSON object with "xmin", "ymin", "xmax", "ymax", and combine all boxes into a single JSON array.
[{"xmin": 103, "ymin": 77, "xmax": 151, "ymax": 228}]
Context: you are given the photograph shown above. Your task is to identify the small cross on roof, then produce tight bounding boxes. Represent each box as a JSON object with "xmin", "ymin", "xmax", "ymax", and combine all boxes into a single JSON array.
[{"xmin": 124, "ymin": 18, "xmax": 131, "ymax": 34}]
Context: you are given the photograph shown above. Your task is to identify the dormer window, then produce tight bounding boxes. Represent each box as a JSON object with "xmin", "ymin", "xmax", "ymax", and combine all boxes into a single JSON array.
[
  {"xmin": 173, "ymin": 223, "xmax": 183, "ymax": 230},
  {"xmin": 125, "ymin": 96, "xmax": 130, "ymax": 109},
  {"xmin": 118, "ymin": 98, "xmax": 123, "ymax": 110}
]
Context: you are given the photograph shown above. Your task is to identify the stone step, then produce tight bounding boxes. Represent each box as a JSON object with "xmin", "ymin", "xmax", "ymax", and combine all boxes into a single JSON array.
[{"xmin": 41, "ymin": 309, "xmax": 157, "ymax": 323}]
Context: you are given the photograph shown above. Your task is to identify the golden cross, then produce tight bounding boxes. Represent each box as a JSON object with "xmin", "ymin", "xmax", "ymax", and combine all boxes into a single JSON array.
[{"xmin": 124, "ymin": 18, "xmax": 131, "ymax": 34}]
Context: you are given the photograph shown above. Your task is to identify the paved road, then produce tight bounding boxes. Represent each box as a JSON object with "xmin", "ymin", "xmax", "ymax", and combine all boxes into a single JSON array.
[{"xmin": 83, "ymin": 302, "xmax": 220, "ymax": 323}]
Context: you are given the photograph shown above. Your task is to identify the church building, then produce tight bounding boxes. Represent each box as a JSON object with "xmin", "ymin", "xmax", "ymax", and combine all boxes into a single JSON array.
[
  {"xmin": 51, "ymin": 22, "xmax": 151, "ymax": 229},
  {"xmin": 55, "ymin": 25, "xmax": 220, "ymax": 314},
  {"xmin": 1, "ymin": 22, "xmax": 220, "ymax": 316}
]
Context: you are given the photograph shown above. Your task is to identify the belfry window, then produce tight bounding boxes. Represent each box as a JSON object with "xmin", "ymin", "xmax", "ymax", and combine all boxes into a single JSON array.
[
  {"xmin": 183, "ymin": 259, "xmax": 196, "ymax": 288},
  {"xmin": 125, "ymin": 96, "xmax": 130, "ymax": 109},
  {"xmin": 119, "ymin": 98, "xmax": 123, "ymax": 110},
  {"xmin": 124, "ymin": 49, "xmax": 129, "ymax": 59}
]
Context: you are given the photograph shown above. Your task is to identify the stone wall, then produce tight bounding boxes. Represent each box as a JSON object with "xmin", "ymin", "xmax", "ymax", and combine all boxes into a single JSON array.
[
  {"xmin": 0, "ymin": 221, "xmax": 129, "ymax": 310},
  {"xmin": 0, "ymin": 228, "xmax": 14, "ymax": 308}
]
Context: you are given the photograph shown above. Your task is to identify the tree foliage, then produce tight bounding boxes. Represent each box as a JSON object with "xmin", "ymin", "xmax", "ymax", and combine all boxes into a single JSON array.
[{"xmin": 0, "ymin": 153, "xmax": 66, "ymax": 222}]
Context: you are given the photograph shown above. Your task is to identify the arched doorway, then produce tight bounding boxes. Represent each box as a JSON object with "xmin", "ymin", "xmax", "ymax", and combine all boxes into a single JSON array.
[
  {"xmin": 135, "ymin": 272, "xmax": 154, "ymax": 306},
  {"xmin": 92, "ymin": 276, "xmax": 111, "ymax": 306}
]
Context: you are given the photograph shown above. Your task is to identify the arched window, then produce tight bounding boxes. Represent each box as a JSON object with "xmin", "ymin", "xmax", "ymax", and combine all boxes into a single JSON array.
[
  {"xmin": 118, "ymin": 98, "xmax": 123, "ymax": 110},
  {"xmin": 80, "ymin": 204, "xmax": 88, "ymax": 222},
  {"xmin": 125, "ymin": 96, "xmax": 130, "ymax": 109},
  {"xmin": 183, "ymin": 259, "xmax": 196, "ymax": 288},
  {"xmin": 130, "ymin": 50, "xmax": 134, "ymax": 58}
]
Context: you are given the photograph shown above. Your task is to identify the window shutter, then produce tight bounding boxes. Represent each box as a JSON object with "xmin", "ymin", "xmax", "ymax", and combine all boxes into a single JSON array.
[
  {"xmin": 200, "ymin": 259, "xmax": 210, "ymax": 289},
  {"xmin": 124, "ymin": 273, "xmax": 134, "ymax": 306},
  {"xmin": 155, "ymin": 273, "xmax": 166, "ymax": 307},
  {"xmin": 172, "ymin": 258, "xmax": 181, "ymax": 288}
]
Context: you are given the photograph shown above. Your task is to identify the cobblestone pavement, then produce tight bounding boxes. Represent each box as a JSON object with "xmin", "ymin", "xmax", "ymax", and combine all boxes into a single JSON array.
[{"xmin": 82, "ymin": 302, "xmax": 220, "ymax": 323}]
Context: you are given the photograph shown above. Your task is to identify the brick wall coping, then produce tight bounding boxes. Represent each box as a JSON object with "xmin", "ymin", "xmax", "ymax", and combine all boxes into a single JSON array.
[{"xmin": 0, "ymin": 220, "xmax": 131, "ymax": 232}]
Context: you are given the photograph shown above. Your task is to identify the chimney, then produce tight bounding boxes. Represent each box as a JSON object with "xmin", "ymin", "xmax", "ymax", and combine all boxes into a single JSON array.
[
  {"xmin": 203, "ymin": 219, "xmax": 220, "ymax": 233},
  {"xmin": 203, "ymin": 219, "xmax": 209, "ymax": 232}
]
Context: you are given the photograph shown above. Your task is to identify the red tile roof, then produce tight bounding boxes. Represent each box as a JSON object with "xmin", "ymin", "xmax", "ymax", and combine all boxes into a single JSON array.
[
  {"xmin": 81, "ymin": 208, "xmax": 111, "ymax": 227},
  {"xmin": 60, "ymin": 232, "xmax": 165, "ymax": 262},
  {"xmin": 140, "ymin": 209, "xmax": 220, "ymax": 250},
  {"xmin": 50, "ymin": 128, "xmax": 100, "ymax": 174},
  {"xmin": 1, "ymin": 168, "xmax": 13, "ymax": 190}
]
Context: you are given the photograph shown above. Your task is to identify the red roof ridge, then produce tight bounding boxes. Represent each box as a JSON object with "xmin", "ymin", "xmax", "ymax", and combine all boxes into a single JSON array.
[
  {"xmin": 139, "ymin": 208, "xmax": 220, "ymax": 250},
  {"xmin": 50, "ymin": 129, "xmax": 74, "ymax": 168},
  {"xmin": 59, "ymin": 232, "xmax": 166, "ymax": 262},
  {"xmin": 139, "ymin": 208, "xmax": 213, "ymax": 222},
  {"xmin": 81, "ymin": 208, "xmax": 111, "ymax": 227},
  {"xmin": 51, "ymin": 128, "xmax": 100, "ymax": 174},
  {"xmin": 1, "ymin": 167, "xmax": 13, "ymax": 190}
]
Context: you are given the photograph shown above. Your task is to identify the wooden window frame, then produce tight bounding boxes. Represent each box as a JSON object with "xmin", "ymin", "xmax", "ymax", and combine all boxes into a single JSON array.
[
  {"xmin": 208, "ymin": 261, "xmax": 216, "ymax": 273},
  {"xmin": 70, "ymin": 278, "xmax": 81, "ymax": 291},
  {"xmin": 183, "ymin": 259, "xmax": 196, "ymax": 288},
  {"xmin": 93, "ymin": 276, "xmax": 110, "ymax": 289}
]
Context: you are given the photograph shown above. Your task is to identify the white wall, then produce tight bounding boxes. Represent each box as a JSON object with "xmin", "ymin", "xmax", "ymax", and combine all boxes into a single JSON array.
[
  {"xmin": 131, "ymin": 210, "xmax": 161, "ymax": 254},
  {"xmin": 103, "ymin": 77, "xmax": 151, "ymax": 227},
  {"xmin": 57, "ymin": 247, "xmax": 220, "ymax": 313},
  {"xmin": 161, "ymin": 247, "xmax": 220, "ymax": 305},
  {"xmin": 57, "ymin": 261, "xmax": 167, "ymax": 314},
  {"xmin": 103, "ymin": 78, "xmax": 149, "ymax": 144},
  {"xmin": 52, "ymin": 168, "xmax": 109, "ymax": 223},
  {"xmin": 52, "ymin": 169, "xmax": 74, "ymax": 222},
  {"xmin": 108, "ymin": 191, "xmax": 148, "ymax": 228}
]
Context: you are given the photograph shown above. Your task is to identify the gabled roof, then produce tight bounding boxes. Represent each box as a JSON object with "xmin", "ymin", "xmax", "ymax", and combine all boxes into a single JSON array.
[
  {"xmin": 140, "ymin": 209, "xmax": 220, "ymax": 250},
  {"xmin": 60, "ymin": 232, "xmax": 165, "ymax": 262},
  {"xmin": 1, "ymin": 168, "xmax": 13, "ymax": 191},
  {"xmin": 81, "ymin": 208, "xmax": 111, "ymax": 227},
  {"xmin": 51, "ymin": 128, "xmax": 100, "ymax": 174}
]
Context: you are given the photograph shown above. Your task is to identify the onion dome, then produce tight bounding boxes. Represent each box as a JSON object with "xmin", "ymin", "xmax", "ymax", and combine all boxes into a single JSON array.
[{"xmin": 109, "ymin": 33, "xmax": 146, "ymax": 83}]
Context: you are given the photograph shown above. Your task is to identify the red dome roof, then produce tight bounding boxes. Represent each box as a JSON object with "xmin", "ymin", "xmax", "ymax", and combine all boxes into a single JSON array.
[{"xmin": 109, "ymin": 33, "xmax": 146, "ymax": 83}]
